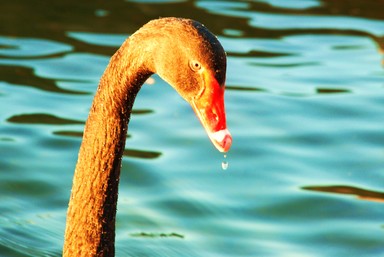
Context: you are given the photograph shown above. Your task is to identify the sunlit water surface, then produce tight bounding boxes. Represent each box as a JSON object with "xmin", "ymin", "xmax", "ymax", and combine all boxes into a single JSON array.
[{"xmin": 1, "ymin": 0, "xmax": 383, "ymax": 256}]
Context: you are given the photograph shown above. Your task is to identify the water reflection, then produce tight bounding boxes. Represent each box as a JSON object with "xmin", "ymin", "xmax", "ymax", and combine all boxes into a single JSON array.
[
  {"xmin": 7, "ymin": 113, "xmax": 83, "ymax": 125},
  {"xmin": 1, "ymin": 0, "xmax": 383, "ymax": 256},
  {"xmin": 123, "ymin": 149, "xmax": 162, "ymax": 159},
  {"xmin": 303, "ymin": 185, "xmax": 384, "ymax": 203},
  {"xmin": 2, "ymin": 0, "xmax": 383, "ymax": 98},
  {"xmin": 0, "ymin": 66, "xmax": 82, "ymax": 94},
  {"xmin": 316, "ymin": 88, "xmax": 351, "ymax": 94},
  {"xmin": 130, "ymin": 232, "xmax": 185, "ymax": 239},
  {"xmin": 226, "ymin": 85, "xmax": 266, "ymax": 92}
]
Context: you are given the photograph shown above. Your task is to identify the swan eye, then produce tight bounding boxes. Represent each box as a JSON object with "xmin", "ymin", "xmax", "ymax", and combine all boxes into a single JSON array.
[{"xmin": 189, "ymin": 60, "xmax": 202, "ymax": 72}]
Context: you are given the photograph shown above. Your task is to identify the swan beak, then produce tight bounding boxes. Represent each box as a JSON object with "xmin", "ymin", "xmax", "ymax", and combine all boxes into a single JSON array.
[{"xmin": 191, "ymin": 73, "xmax": 232, "ymax": 153}]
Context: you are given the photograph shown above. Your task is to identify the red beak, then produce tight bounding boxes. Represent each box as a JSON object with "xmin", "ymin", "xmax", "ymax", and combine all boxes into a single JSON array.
[{"xmin": 191, "ymin": 72, "xmax": 232, "ymax": 153}]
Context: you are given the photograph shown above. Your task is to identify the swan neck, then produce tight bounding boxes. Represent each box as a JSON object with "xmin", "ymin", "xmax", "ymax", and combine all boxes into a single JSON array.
[{"xmin": 63, "ymin": 38, "xmax": 152, "ymax": 256}]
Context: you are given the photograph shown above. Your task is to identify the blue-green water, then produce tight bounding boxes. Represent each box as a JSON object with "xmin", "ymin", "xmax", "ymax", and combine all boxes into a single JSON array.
[{"xmin": 1, "ymin": 0, "xmax": 384, "ymax": 256}]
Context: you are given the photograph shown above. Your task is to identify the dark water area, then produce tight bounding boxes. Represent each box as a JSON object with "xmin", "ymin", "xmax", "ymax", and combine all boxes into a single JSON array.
[{"xmin": 1, "ymin": 0, "xmax": 384, "ymax": 256}]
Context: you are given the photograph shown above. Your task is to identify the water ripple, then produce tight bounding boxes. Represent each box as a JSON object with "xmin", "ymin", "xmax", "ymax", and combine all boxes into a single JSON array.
[
  {"xmin": 0, "ymin": 1, "xmax": 383, "ymax": 256},
  {"xmin": 0, "ymin": 36, "xmax": 72, "ymax": 58}
]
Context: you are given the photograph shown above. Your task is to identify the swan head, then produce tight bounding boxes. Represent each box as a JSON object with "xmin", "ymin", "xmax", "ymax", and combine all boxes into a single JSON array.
[{"xmin": 142, "ymin": 18, "xmax": 232, "ymax": 152}]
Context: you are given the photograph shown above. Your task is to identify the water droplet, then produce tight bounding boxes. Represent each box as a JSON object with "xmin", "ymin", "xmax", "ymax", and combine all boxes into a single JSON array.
[
  {"xmin": 221, "ymin": 161, "xmax": 228, "ymax": 170},
  {"xmin": 221, "ymin": 154, "xmax": 228, "ymax": 170}
]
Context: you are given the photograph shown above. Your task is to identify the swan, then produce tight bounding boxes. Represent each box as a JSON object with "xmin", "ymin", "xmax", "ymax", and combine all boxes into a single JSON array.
[{"xmin": 63, "ymin": 17, "xmax": 232, "ymax": 256}]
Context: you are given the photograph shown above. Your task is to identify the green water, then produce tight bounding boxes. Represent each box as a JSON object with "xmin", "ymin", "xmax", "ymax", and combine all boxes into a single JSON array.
[{"xmin": 1, "ymin": 0, "xmax": 383, "ymax": 256}]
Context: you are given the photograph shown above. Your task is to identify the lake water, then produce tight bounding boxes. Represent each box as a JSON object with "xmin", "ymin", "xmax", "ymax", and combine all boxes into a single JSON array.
[{"xmin": 1, "ymin": 0, "xmax": 384, "ymax": 256}]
